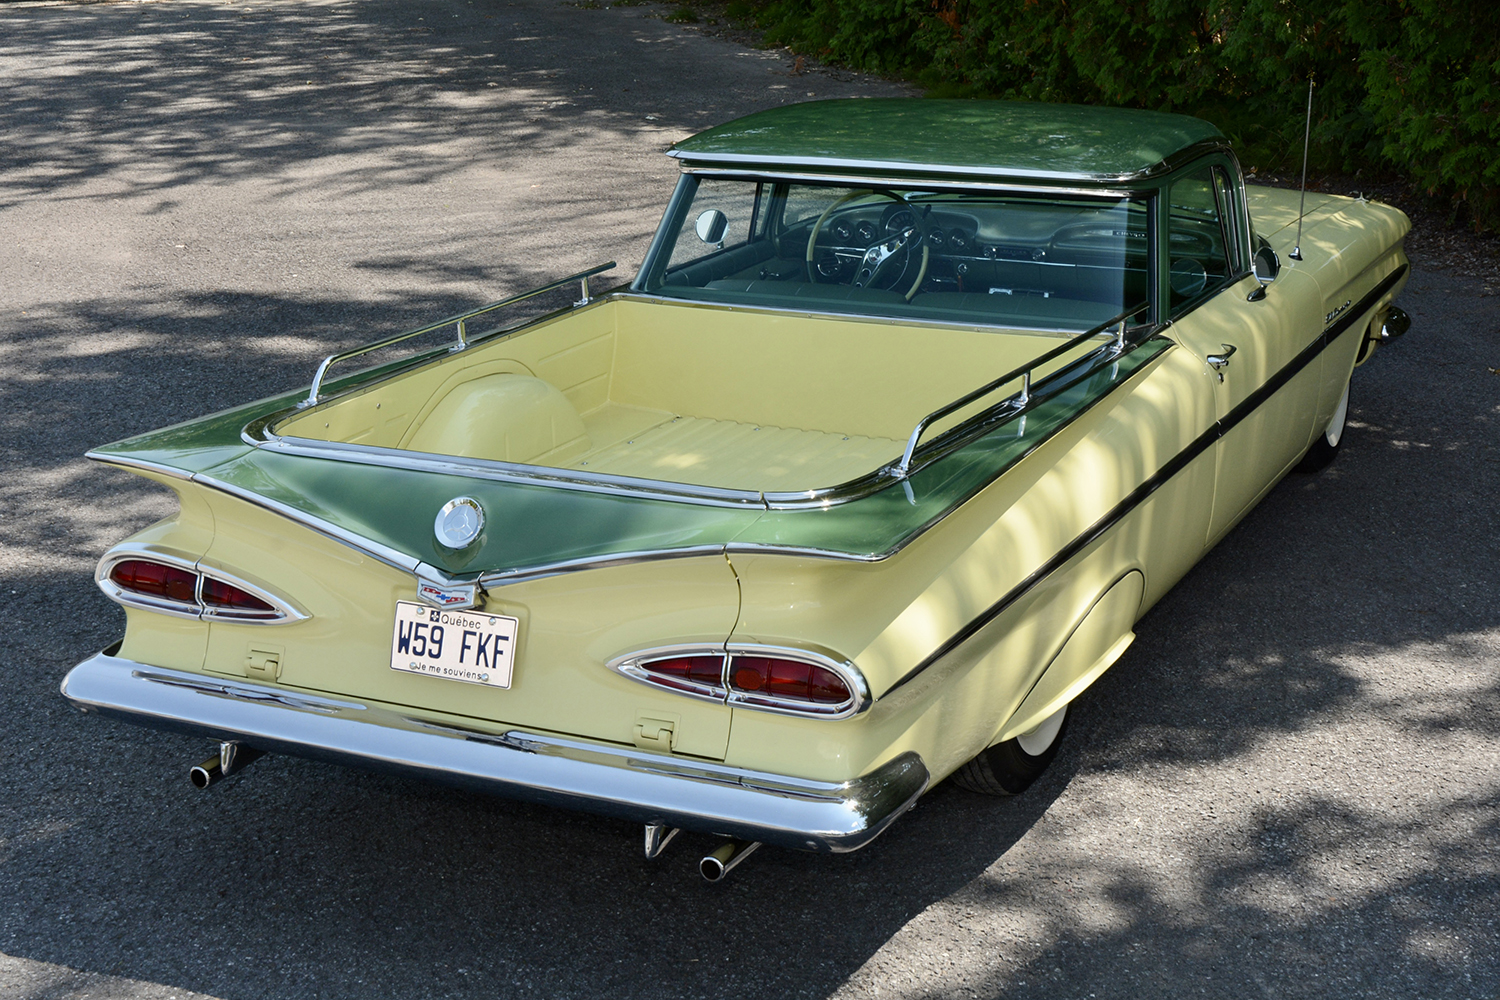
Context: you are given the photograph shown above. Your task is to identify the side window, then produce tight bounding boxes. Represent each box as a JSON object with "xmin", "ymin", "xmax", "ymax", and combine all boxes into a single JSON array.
[
  {"xmin": 1167, "ymin": 167, "xmax": 1232, "ymax": 312},
  {"xmin": 662, "ymin": 179, "xmax": 764, "ymax": 272},
  {"xmin": 781, "ymin": 184, "xmax": 842, "ymax": 228},
  {"xmin": 1212, "ymin": 167, "xmax": 1244, "ymax": 273}
]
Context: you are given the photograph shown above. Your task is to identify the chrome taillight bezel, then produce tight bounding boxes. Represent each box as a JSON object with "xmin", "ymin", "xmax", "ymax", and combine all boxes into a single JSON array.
[
  {"xmin": 96, "ymin": 549, "xmax": 306, "ymax": 625},
  {"xmin": 607, "ymin": 642, "xmax": 871, "ymax": 720},
  {"xmin": 608, "ymin": 643, "xmax": 729, "ymax": 701}
]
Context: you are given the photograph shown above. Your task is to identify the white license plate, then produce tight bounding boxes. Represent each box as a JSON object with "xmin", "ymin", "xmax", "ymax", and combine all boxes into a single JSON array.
[{"xmin": 389, "ymin": 600, "xmax": 518, "ymax": 688}]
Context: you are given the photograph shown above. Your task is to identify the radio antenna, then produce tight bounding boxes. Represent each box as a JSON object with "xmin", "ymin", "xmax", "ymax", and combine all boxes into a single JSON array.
[{"xmin": 1290, "ymin": 76, "xmax": 1314, "ymax": 261}]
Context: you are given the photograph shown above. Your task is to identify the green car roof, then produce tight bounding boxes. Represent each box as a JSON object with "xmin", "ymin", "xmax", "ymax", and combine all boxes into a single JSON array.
[{"xmin": 670, "ymin": 99, "xmax": 1227, "ymax": 183}]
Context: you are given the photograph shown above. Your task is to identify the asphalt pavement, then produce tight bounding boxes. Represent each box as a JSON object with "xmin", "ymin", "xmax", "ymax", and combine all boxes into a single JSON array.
[{"xmin": 1, "ymin": 1, "xmax": 1496, "ymax": 998}]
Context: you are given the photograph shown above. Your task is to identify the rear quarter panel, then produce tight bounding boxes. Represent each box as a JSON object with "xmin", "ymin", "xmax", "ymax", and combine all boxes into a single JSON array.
[{"xmin": 724, "ymin": 342, "xmax": 1219, "ymax": 783}]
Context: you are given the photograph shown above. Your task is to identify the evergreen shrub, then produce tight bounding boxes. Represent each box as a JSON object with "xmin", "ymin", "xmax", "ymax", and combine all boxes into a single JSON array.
[{"xmin": 748, "ymin": 0, "xmax": 1499, "ymax": 230}]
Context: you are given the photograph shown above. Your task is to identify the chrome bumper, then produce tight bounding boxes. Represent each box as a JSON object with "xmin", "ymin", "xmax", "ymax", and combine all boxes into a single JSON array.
[{"xmin": 60, "ymin": 650, "xmax": 929, "ymax": 853}]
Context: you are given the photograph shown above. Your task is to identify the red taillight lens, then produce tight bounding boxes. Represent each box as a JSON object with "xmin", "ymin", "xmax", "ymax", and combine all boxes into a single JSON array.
[
  {"xmin": 201, "ymin": 578, "xmax": 277, "ymax": 615},
  {"xmin": 728, "ymin": 656, "xmax": 851, "ymax": 705},
  {"xmin": 641, "ymin": 654, "xmax": 725, "ymax": 689},
  {"xmin": 110, "ymin": 559, "xmax": 198, "ymax": 603}
]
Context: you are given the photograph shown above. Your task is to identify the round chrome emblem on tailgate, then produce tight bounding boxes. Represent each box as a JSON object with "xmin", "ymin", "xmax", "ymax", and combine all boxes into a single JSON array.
[{"xmin": 434, "ymin": 497, "xmax": 485, "ymax": 548}]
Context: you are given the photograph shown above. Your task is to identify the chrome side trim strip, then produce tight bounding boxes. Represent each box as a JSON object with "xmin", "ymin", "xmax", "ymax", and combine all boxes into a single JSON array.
[
  {"xmin": 479, "ymin": 545, "xmax": 731, "ymax": 588},
  {"xmin": 881, "ymin": 262, "xmax": 1411, "ymax": 698},
  {"xmin": 60, "ymin": 653, "xmax": 929, "ymax": 853},
  {"xmin": 84, "ymin": 451, "xmax": 195, "ymax": 482}
]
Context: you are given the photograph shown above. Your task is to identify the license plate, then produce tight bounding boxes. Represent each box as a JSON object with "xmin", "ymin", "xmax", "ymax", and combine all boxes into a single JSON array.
[{"xmin": 389, "ymin": 600, "xmax": 518, "ymax": 688}]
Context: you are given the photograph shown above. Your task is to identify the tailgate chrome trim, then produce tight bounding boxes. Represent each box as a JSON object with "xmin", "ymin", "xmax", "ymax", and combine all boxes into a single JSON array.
[{"xmin": 60, "ymin": 650, "xmax": 928, "ymax": 854}]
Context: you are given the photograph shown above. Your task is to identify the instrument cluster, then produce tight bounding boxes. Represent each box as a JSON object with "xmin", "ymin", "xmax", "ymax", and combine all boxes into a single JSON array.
[{"xmin": 811, "ymin": 206, "xmax": 1051, "ymax": 285}]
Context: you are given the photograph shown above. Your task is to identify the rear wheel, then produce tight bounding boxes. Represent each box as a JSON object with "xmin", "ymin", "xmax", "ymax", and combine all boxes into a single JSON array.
[
  {"xmin": 951, "ymin": 704, "xmax": 1069, "ymax": 796},
  {"xmin": 1297, "ymin": 380, "xmax": 1349, "ymax": 473}
]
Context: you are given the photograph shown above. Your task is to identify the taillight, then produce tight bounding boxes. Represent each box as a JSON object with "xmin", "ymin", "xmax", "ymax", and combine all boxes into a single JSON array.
[
  {"xmin": 728, "ymin": 656, "xmax": 852, "ymax": 705},
  {"xmin": 641, "ymin": 654, "xmax": 726, "ymax": 689},
  {"xmin": 201, "ymin": 578, "xmax": 278, "ymax": 617},
  {"xmin": 619, "ymin": 652, "xmax": 727, "ymax": 698},
  {"xmin": 111, "ymin": 559, "xmax": 197, "ymax": 603},
  {"xmin": 98, "ymin": 555, "xmax": 296, "ymax": 623},
  {"xmin": 609, "ymin": 646, "xmax": 865, "ymax": 718}
]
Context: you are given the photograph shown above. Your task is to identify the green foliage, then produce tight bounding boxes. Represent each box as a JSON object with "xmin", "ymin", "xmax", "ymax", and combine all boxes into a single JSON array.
[
  {"xmin": 749, "ymin": 0, "xmax": 1499, "ymax": 230},
  {"xmin": 1348, "ymin": 0, "xmax": 1500, "ymax": 226}
]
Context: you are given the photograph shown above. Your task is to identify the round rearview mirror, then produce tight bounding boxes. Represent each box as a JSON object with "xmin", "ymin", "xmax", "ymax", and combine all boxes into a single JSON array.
[
  {"xmin": 1252, "ymin": 243, "xmax": 1280, "ymax": 285},
  {"xmin": 694, "ymin": 209, "xmax": 728, "ymax": 246}
]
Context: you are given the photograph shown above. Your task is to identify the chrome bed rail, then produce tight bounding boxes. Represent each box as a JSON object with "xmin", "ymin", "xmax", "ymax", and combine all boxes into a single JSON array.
[
  {"xmin": 894, "ymin": 301, "xmax": 1150, "ymax": 477},
  {"xmin": 304, "ymin": 261, "xmax": 617, "ymax": 406}
]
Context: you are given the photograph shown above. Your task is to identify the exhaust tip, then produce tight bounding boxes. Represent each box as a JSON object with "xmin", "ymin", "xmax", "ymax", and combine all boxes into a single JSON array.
[
  {"xmin": 189, "ymin": 757, "xmax": 222, "ymax": 789},
  {"xmin": 699, "ymin": 840, "xmax": 761, "ymax": 881}
]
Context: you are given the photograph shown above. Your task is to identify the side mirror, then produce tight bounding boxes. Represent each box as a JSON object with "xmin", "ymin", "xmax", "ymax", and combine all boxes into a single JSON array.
[
  {"xmin": 694, "ymin": 209, "xmax": 728, "ymax": 247},
  {"xmin": 1252, "ymin": 242, "xmax": 1280, "ymax": 286}
]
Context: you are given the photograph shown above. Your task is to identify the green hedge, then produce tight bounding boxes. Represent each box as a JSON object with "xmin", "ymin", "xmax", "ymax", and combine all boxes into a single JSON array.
[{"xmin": 748, "ymin": 0, "xmax": 1500, "ymax": 231}]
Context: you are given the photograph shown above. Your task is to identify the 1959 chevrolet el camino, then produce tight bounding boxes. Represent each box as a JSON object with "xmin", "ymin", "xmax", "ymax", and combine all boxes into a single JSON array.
[{"xmin": 62, "ymin": 100, "xmax": 1410, "ymax": 879}]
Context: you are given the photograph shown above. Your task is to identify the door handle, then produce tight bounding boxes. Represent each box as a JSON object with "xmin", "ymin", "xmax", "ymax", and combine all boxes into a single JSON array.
[{"xmin": 1206, "ymin": 343, "xmax": 1236, "ymax": 381}]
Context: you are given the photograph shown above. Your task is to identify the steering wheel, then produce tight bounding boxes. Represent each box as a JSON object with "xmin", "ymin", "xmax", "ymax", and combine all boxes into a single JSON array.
[{"xmin": 805, "ymin": 190, "xmax": 930, "ymax": 301}]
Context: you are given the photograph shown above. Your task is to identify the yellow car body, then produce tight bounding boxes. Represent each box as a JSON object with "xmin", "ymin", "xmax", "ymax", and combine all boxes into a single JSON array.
[{"xmin": 63, "ymin": 100, "xmax": 1410, "ymax": 866}]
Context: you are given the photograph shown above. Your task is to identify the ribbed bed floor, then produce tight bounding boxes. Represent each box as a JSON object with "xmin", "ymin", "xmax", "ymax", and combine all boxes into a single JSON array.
[{"xmin": 573, "ymin": 414, "xmax": 902, "ymax": 493}]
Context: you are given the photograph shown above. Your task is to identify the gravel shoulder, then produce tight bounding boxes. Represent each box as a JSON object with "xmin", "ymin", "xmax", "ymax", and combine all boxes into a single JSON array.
[{"xmin": 1, "ymin": 2, "xmax": 1495, "ymax": 999}]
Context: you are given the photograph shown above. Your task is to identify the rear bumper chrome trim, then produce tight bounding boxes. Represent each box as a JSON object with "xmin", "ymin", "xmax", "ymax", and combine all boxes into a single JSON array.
[{"xmin": 60, "ymin": 650, "xmax": 929, "ymax": 853}]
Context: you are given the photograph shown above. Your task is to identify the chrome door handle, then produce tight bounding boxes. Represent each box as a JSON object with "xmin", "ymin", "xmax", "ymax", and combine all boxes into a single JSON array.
[{"xmin": 1206, "ymin": 343, "xmax": 1236, "ymax": 381}]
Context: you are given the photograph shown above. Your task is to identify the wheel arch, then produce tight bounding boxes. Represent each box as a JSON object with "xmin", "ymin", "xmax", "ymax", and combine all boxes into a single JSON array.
[{"xmin": 991, "ymin": 568, "xmax": 1145, "ymax": 745}]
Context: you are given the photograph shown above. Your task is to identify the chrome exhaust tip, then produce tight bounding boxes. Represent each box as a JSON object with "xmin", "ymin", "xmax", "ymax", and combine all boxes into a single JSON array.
[
  {"xmin": 189, "ymin": 742, "xmax": 264, "ymax": 790},
  {"xmin": 700, "ymin": 840, "xmax": 761, "ymax": 881},
  {"xmin": 189, "ymin": 756, "xmax": 223, "ymax": 789}
]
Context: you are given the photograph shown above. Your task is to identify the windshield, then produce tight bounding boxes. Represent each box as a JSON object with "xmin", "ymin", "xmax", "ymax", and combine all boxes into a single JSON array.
[{"xmin": 637, "ymin": 177, "xmax": 1152, "ymax": 331}]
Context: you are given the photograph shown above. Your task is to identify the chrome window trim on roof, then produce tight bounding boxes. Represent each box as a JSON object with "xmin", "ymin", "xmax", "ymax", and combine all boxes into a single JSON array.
[
  {"xmin": 672, "ymin": 167, "xmax": 1137, "ymax": 200},
  {"xmin": 666, "ymin": 139, "xmax": 1234, "ymax": 185}
]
